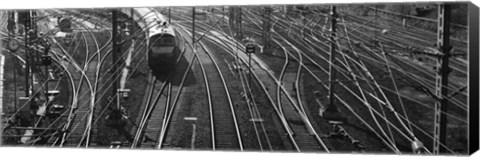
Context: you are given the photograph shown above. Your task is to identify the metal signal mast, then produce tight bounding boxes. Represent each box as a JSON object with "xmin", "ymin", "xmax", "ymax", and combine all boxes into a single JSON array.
[
  {"xmin": 320, "ymin": 5, "xmax": 341, "ymax": 121},
  {"xmin": 112, "ymin": 9, "xmax": 120, "ymax": 109},
  {"xmin": 433, "ymin": 3, "xmax": 451, "ymax": 154}
]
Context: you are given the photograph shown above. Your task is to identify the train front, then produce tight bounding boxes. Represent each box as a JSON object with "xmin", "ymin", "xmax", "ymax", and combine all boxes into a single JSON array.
[
  {"xmin": 57, "ymin": 16, "xmax": 72, "ymax": 32},
  {"xmin": 147, "ymin": 25, "xmax": 178, "ymax": 73}
]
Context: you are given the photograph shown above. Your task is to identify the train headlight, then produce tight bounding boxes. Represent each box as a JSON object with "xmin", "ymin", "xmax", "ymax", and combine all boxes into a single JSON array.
[{"xmin": 382, "ymin": 29, "xmax": 389, "ymax": 35}]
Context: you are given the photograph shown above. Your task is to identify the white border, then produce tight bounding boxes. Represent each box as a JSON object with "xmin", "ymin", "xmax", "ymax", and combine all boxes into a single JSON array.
[
  {"xmin": 0, "ymin": 0, "xmax": 466, "ymax": 9},
  {"xmin": 1, "ymin": 0, "xmax": 477, "ymax": 157}
]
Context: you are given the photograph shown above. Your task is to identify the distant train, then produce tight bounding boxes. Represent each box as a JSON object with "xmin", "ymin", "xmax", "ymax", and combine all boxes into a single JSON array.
[
  {"xmin": 57, "ymin": 16, "xmax": 72, "ymax": 32},
  {"xmin": 119, "ymin": 8, "xmax": 179, "ymax": 73}
]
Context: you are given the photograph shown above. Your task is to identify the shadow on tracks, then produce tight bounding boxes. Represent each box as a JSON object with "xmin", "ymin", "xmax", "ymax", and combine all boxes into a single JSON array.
[{"xmin": 150, "ymin": 53, "xmax": 196, "ymax": 87}]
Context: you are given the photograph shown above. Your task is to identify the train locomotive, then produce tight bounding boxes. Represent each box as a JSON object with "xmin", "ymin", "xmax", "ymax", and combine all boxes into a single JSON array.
[
  {"xmin": 119, "ymin": 8, "xmax": 179, "ymax": 73},
  {"xmin": 57, "ymin": 16, "xmax": 72, "ymax": 32}
]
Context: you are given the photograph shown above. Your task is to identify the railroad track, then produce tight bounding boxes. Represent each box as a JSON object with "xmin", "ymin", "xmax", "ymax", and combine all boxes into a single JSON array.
[
  {"xmin": 185, "ymin": 7, "xmax": 322, "ymax": 150},
  {"xmin": 130, "ymin": 29, "xmax": 190, "ymax": 149},
  {"xmin": 131, "ymin": 74, "xmax": 169, "ymax": 148},
  {"xmin": 171, "ymin": 9, "xmax": 330, "ymax": 152},
  {"xmin": 0, "ymin": 10, "xmax": 81, "ymax": 146},
  {"xmin": 270, "ymin": 9, "xmax": 467, "ymax": 111},
  {"xmin": 339, "ymin": 15, "xmax": 467, "ymax": 77},
  {"xmin": 63, "ymin": 11, "xmax": 120, "ymax": 143},
  {"xmin": 130, "ymin": 8, "xmax": 274, "ymax": 151},
  {"xmin": 242, "ymin": 9, "xmax": 335, "ymax": 152},
  {"xmin": 0, "ymin": 6, "xmax": 468, "ymax": 154},
  {"xmin": 333, "ymin": 15, "xmax": 468, "ymax": 110},
  {"xmin": 276, "ymin": 8, "xmax": 467, "ymax": 83},
  {"xmin": 269, "ymin": 10, "xmax": 413, "ymax": 150},
  {"xmin": 173, "ymin": 10, "xmax": 281, "ymax": 150},
  {"xmin": 38, "ymin": 10, "xmax": 113, "ymax": 147},
  {"xmin": 57, "ymin": 25, "xmax": 96, "ymax": 147},
  {"xmin": 208, "ymin": 33, "xmax": 326, "ymax": 152},
  {"xmin": 241, "ymin": 8, "xmax": 428, "ymax": 153},
  {"xmin": 177, "ymin": 24, "xmax": 245, "ymax": 150},
  {"xmin": 269, "ymin": 19, "xmax": 405, "ymax": 153},
  {"xmin": 258, "ymin": 8, "xmax": 464, "ymax": 154}
]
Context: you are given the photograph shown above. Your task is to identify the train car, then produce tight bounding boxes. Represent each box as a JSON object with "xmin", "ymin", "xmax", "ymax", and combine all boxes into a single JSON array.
[
  {"xmin": 147, "ymin": 22, "xmax": 179, "ymax": 72},
  {"xmin": 57, "ymin": 16, "xmax": 72, "ymax": 32},
  {"xmin": 120, "ymin": 8, "xmax": 180, "ymax": 73}
]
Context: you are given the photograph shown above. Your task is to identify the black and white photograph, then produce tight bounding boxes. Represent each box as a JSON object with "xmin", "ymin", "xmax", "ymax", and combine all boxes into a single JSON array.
[{"xmin": 0, "ymin": 0, "xmax": 478, "ymax": 156}]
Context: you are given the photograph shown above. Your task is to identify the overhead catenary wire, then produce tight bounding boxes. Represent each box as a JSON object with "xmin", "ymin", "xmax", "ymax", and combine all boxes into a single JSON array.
[{"xmin": 244, "ymin": 7, "xmax": 464, "ymax": 153}]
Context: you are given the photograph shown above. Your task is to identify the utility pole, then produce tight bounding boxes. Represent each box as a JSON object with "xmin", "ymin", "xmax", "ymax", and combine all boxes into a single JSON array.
[
  {"xmin": 32, "ymin": 11, "xmax": 39, "ymax": 75},
  {"xmin": 130, "ymin": 8, "xmax": 134, "ymax": 27},
  {"xmin": 433, "ymin": 3, "xmax": 451, "ymax": 155},
  {"xmin": 229, "ymin": 7, "xmax": 234, "ymax": 31},
  {"xmin": 42, "ymin": 36, "xmax": 51, "ymax": 108},
  {"xmin": 111, "ymin": 9, "xmax": 119, "ymax": 110},
  {"xmin": 7, "ymin": 11, "xmax": 15, "ymax": 33},
  {"xmin": 30, "ymin": 10, "xmax": 38, "ymax": 97},
  {"xmin": 106, "ymin": 9, "xmax": 127, "ymax": 130},
  {"xmin": 322, "ymin": 6, "xmax": 340, "ymax": 120},
  {"xmin": 328, "ymin": 6, "xmax": 337, "ymax": 108},
  {"xmin": 229, "ymin": 7, "xmax": 242, "ymax": 40},
  {"xmin": 228, "ymin": 7, "xmax": 239, "ymax": 66},
  {"xmin": 262, "ymin": 7, "xmax": 271, "ymax": 49},
  {"xmin": 130, "ymin": 8, "xmax": 136, "ymax": 39},
  {"xmin": 23, "ymin": 10, "xmax": 31, "ymax": 97},
  {"xmin": 8, "ymin": 10, "xmax": 18, "ymax": 113},
  {"xmin": 13, "ymin": 52, "xmax": 18, "ymax": 114},
  {"xmin": 168, "ymin": 7, "xmax": 171, "ymax": 23},
  {"xmin": 222, "ymin": 6, "xmax": 225, "ymax": 25},
  {"xmin": 192, "ymin": 7, "xmax": 195, "ymax": 47},
  {"xmin": 236, "ymin": 7, "xmax": 242, "ymax": 40},
  {"xmin": 375, "ymin": 5, "xmax": 378, "ymax": 38}
]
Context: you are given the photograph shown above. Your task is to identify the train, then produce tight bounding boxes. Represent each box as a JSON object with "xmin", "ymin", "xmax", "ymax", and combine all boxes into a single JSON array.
[
  {"xmin": 57, "ymin": 16, "xmax": 72, "ymax": 32},
  {"xmin": 119, "ymin": 8, "xmax": 180, "ymax": 73}
]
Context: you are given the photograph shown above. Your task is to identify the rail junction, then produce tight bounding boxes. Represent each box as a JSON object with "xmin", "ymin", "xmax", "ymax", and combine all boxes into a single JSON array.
[{"xmin": 0, "ymin": 3, "xmax": 475, "ymax": 155}]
